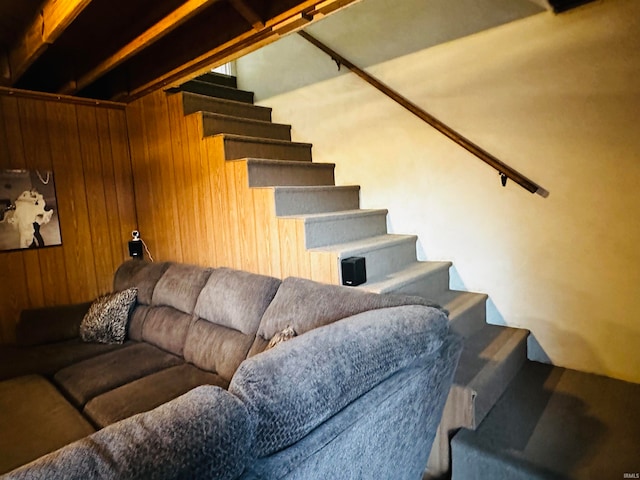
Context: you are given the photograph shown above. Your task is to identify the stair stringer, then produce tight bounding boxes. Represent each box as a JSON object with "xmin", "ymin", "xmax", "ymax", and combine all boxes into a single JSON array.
[{"xmin": 196, "ymin": 140, "xmax": 342, "ymax": 282}]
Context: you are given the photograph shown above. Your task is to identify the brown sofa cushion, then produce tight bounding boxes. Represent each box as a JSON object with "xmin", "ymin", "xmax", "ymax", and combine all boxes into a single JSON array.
[
  {"xmin": 54, "ymin": 342, "xmax": 183, "ymax": 407},
  {"xmin": 152, "ymin": 263, "xmax": 213, "ymax": 314},
  {"xmin": 84, "ymin": 364, "xmax": 228, "ymax": 428},
  {"xmin": 0, "ymin": 339, "xmax": 126, "ymax": 381},
  {"xmin": 113, "ymin": 261, "xmax": 171, "ymax": 305},
  {"xmin": 7, "ymin": 386, "xmax": 252, "ymax": 480},
  {"xmin": 141, "ymin": 306, "xmax": 193, "ymax": 356},
  {"xmin": 193, "ymin": 268, "xmax": 281, "ymax": 335},
  {"xmin": 0, "ymin": 375, "xmax": 95, "ymax": 475},
  {"xmin": 127, "ymin": 305, "xmax": 151, "ymax": 341},
  {"xmin": 247, "ymin": 276, "xmax": 446, "ymax": 357},
  {"xmin": 16, "ymin": 302, "xmax": 92, "ymax": 346},
  {"xmin": 184, "ymin": 320, "xmax": 255, "ymax": 382}
]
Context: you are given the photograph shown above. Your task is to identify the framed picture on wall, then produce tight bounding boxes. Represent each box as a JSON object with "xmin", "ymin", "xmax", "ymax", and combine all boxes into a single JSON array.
[{"xmin": 0, "ymin": 169, "xmax": 62, "ymax": 252}]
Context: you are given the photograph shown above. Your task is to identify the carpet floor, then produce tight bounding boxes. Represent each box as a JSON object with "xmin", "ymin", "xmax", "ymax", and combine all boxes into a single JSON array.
[{"xmin": 451, "ymin": 361, "xmax": 640, "ymax": 479}]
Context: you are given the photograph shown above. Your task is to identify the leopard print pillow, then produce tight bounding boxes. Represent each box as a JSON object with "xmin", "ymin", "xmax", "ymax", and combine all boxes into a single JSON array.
[
  {"xmin": 80, "ymin": 288, "xmax": 138, "ymax": 344},
  {"xmin": 266, "ymin": 326, "xmax": 297, "ymax": 350}
]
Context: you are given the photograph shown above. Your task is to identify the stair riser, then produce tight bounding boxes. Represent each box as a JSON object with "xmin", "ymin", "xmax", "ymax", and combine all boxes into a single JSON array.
[
  {"xmin": 181, "ymin": 82, "xmax": 254, "ymax": 103},
  {"xmin": 471, "ymin": 334, "xmax": 528, "ymax": 427},
  {"xmin": 224, "ymin": 138, "xmax": 312, "ymax": 162},
  {"xmin": 247, "ymin": 163, "xmax": 335, "ymax": 187},
  {"xmin": 203, "ymin": 116, "xmax": 291, "ymax": 141},
  {"xmin": 339, "ymin": 239, "xmax": 417, "ymax": 282},
  {"xmin": 382, "ymin": 267, "xmax": 450, "ymax": 298},
  {"xmin": 304, "ymin": 213, "xmax": 388, "ymax": 249},
  {"xmin": 274, "ymin": 188, "xmax": 360, "ymax": 215},
  {"xmin": 197, "ymin": 72, "xmax": 237, "ymax": 88},
  {"xmin": 182, "ymin": 94, "xmax": 272, "ymax": 121},
  {"xmin": 449, "ymin": 299, "xmax": 488, "ymax": 339}
]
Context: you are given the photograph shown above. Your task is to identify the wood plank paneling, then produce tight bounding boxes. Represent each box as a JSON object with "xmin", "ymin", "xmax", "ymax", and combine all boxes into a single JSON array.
[
  {"xmin": 205, "ymin": 134, "xmax": 230, "ymax": 267},
  {"xmin": 107, "ymin": 109, "xmax": 137, "ymax": 266},
  {"xmin": 0, "ymin": 91, "xmax": 135, "ymax": 344},
  {"xmin": 18, "ymin": 98, "xmax": 70, "ymax": 307},
  {"xmin": 125, "ymin": 90, "xmax": 341, "ymax": 290},
  {"xmin": 166, "ymin": 93, "xmax": 197, "ymax": 263},
  {"xmin": 75, "ymin": 105, "xmax": 112, "ymax": 292}
]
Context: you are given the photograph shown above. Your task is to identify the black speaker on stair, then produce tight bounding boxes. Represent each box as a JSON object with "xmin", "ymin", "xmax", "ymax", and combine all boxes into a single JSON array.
[{"xmin": 341, "ymin": 257, "xmax": 366, "ymax": 286}]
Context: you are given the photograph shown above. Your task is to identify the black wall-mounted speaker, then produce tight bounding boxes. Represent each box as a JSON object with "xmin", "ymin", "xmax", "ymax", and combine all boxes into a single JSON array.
[
  {"xmin": 341, "ymin": 256, "xmax": 366, "ymax": 286},
  {"xmin": 128, "ymin": 240, "xmax": 143, "ymax": 258}
]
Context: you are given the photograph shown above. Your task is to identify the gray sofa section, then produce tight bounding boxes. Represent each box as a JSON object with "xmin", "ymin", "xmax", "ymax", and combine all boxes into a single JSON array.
[{"xmin": 0, "ymin": 260, "xmax": 462, "ymax": 479}]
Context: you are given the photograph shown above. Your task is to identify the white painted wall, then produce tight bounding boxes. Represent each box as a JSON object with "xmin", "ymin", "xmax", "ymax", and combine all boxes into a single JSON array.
[{"xmin": 237, "ymin": 0, "xmax": 640, "ymax": 383}]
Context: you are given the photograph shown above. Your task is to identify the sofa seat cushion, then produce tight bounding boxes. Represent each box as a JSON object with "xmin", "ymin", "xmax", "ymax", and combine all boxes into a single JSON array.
[
  {"xmin": 54, "ymin": 342, "xmax": 183, "ymax": 407},
  {"xmin": 5, "ymin": 386, "xmax": 253, "ymax": 480},
  {"xmin": 84, "ymin": 363, "xmax": 229, "ymax": 428},
  {"xmin": 0, "ymin": 375, "xmax": 95, "ymax": 475},
  {"xmin": 0, "ymin": 339, "xmax": 126, "ymax": 381},
  {"xmin": 230, "ymin": 304, "xmax": 449, "ymax": 457},
  {"xmin": 248, "ymin": 276, "xmax": 446, "ymax": 357}
]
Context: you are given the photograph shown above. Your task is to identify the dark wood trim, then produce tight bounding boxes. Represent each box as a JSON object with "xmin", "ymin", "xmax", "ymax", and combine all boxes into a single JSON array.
[
  {"xmin": 299, "ymin": 31, "xmax": 544, "ymax": 195},
  {"xmin": 0, "ymin": 86, "xmax": 126, "ymax": 109}
]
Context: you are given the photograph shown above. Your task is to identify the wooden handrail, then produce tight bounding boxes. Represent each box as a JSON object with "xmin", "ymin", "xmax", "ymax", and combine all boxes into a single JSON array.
[{"xmin": 299, "ymin": 31, "xmax": 546, "ymax": 196}]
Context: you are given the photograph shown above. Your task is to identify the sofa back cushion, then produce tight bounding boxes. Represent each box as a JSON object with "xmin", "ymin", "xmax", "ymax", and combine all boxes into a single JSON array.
[
  {"xmin": 151, "ymin": 263, "xmax": 213, "ymax": 314},
  {"xmin": 184, "ymin": 269, "xmax": 281, "ymax": 381},
  {"xmin": 141, "ymin": 307, "xmax": 193, "ymax": 357},
  {"xmin": 193, "ymin": 268, "xmax": 281, "ymax": 335},
  {"xmin": 113, "ymin": 261, "xmax": 172, "ymax": 341},
  {"xmin": 247, "ymin": 276, "xmax": 445, "ymax": 357},
  {"xmin": 183, "ymin": 321, "xmax": 254, "ymax": 382},
  {"xmin": 229, "ymin": 304, "xmax": 449, "ymax": 457},
  {"xmin": 113, "ymin": 261, "xmax": 170, "ymax": 305},
  {"xmin": 136, "ymin": 263, "xmax": 212, "ymax": 355}
]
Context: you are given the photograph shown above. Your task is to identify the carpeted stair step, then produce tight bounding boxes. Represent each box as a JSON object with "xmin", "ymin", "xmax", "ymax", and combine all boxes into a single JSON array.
[
  {"xmin": 182, "ymin": 92, "xmax": 272, "ymax": 121},
  {"xmin": 432, "ymin": 289, "xmax": 489, "ymax": 338},
  {"xmin": 361, "ymin": 261, "xmax": 452, "ymax": 299},
  {"xmin": 282, "ymin": 209, "xmax": 388, "ymax": 249},
  {"xmin": 244, "ymin": 159, "xmax": 336, "ymax": 187},
  {"xmin": 453, "ymin": 324, "xmax": 529, "ymax": 430},
  {"xmin": 425, "ymin": 324, "xmax": 529, "ymax": 476},
  {"xmin": 173, "ymin": 79, "xmax": 254, "ymax": 103},
  {"xmin": 196, "ymin": 72, "xmax": 237, "ymax": 88},
  {"xmin": 451, "ymin": 362, "xmax": 640, "ymax": 480},
  {"xmin": 201, "ymin": 112, "xmax": 291, "ymax": 141},
  {"xmin": 273, "ymin": 185, "xmax": 360, "ymax": 215},
  {"xmin": 217, "ymin": 134, "xmax": 312, "ymax": 162},
  {"xmin": 311, "ymin": 234, "xmax": 418, "ymax": 281}
]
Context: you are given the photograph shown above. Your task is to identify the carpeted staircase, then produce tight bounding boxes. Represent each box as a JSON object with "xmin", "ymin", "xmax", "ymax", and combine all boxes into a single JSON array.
[
  {"xmin": 171, "ymin": 71, "xmax": 531, "ymax": 476},
  {"xmin": 169, "ymin": 72, "xmax": 531, "ymax": 477}
]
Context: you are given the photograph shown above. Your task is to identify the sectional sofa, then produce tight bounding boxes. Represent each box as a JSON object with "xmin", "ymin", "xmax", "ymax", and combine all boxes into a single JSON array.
[{"xmin": 0, "ymin": 260, "xmax": 462, "ymax": 479}]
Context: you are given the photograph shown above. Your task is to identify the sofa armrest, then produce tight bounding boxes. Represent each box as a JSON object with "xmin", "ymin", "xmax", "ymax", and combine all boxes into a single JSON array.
[
  {"xmin": 2, "ymin": 385, "xmax": 255, "ymax": 480},
  {"xmin": 16, "ymin": 302, "xmax": 93, "ymax": 346}
]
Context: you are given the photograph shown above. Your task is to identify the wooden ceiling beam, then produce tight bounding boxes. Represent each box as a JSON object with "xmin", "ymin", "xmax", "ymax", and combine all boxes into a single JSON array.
[
  {"xmin": 59, "ymin": 0, "xmax": 220, "ymax": 94},
  {"xmin": 228, "ymin": 0, "xmax": 265, "ymax": 30},
  {"xmin": 8, "ymin": 0, "xmax": 93, "ymax": 85},
  {"xmin": 126, "ymin": 0, "xmax": 362, "ymax": 100}
]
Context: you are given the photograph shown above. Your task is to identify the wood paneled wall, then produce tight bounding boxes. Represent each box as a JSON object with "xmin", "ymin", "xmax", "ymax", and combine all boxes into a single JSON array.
[
  {"xmin": 0, "ymin": 90, "xmax": 137, "ymax": 344},
  {"xmin": 126, "ymin": 90, "xmax": 338, "ymax": 284}
]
